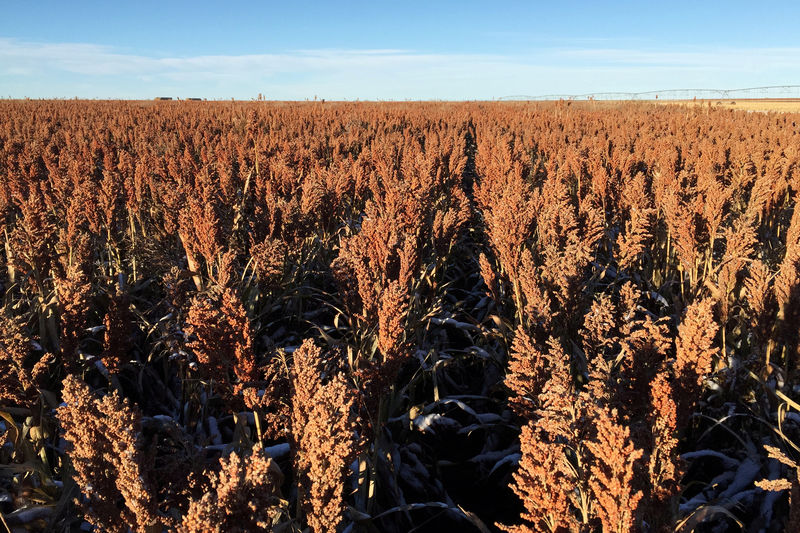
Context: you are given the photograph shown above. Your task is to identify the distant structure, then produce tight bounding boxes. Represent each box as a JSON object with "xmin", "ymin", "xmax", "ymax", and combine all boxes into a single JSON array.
[
  {"xmin": 155, "ymin": 97, "xmax": 173, "ymax": 101},
  {"xmin": 498, "ymin": 85, "xmax": 800, "ymax": 101},
  {"xmin": 187, "ymin": 98, "xmax": 202, "ymax": 101}
]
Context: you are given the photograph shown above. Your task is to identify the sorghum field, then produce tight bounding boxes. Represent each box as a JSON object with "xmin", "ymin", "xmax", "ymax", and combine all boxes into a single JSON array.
[{"xmin": 1, "ymin": 100, "xmax": 800, "ymax": 532}]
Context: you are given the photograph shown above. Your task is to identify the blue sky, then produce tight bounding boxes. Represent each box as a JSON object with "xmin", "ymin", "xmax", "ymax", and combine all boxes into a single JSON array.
[{"xmin": 1, "ymin": 0, "xmax": 799, "ymax": 100}]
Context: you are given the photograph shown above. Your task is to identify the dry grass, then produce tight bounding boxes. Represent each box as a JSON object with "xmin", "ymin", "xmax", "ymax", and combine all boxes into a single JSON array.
[
  {"xmin": 541, "ymin": 98, "xmax": 800, "ymax": 113},
  {"xmin": 655, "ymin": 98, "xmax": 800, "ymax": 113}
]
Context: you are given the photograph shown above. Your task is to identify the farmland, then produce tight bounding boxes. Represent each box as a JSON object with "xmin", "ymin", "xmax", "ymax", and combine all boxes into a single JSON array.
[{"xmin": 1, "ymin": 99, "xmax": 800, "ymax": 531}]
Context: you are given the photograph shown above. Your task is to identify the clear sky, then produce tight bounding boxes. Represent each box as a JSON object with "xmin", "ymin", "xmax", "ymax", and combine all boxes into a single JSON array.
[{"xmin": 1, "ymin": 0, "xmax": 799, "ymax": 100}]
